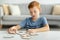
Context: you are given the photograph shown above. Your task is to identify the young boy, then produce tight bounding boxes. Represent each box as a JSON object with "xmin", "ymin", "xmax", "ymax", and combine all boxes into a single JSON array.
[{"xmin": 8, "ymin": 1, "xmax": 49, "ymax": 34}]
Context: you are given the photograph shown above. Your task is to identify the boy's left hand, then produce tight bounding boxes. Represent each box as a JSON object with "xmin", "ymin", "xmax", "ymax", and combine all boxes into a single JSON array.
[{"xmin": 27, "ymin": 29, "xmax": 37, "ymax": 33}]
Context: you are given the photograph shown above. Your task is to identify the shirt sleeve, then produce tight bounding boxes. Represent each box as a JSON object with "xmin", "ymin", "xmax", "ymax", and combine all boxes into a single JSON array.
[
  {"xmin": 42, "ymin": 17, "xmax": 48, "ymax": 26},
  {"xmin": 19, "ymin": 18, "xmax": 27, "ymax": 28}
]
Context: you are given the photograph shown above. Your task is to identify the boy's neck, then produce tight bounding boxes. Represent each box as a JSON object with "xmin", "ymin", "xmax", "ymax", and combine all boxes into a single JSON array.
[{"xmin": 32, "ymin": 16, "xmax": 39, "ymax": 21}]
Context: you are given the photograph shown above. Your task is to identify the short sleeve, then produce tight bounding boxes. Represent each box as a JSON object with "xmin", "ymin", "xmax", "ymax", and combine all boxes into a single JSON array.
[
  {"xmin": 42, "ymin": 17, "xmax": 48, "ymax": 26},
  {"xmin": 19, "ymin": 18, "xmax": 27, "ymax": 28}
]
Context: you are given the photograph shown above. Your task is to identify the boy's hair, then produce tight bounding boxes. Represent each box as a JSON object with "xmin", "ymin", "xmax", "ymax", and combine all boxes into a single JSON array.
[{"xmin": 28, "ymin": 1, "xmax": 40, "ymax": 9}]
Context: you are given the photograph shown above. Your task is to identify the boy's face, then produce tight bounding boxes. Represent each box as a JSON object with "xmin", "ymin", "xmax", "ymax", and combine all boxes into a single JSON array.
[{"xmin": 29, "ymin": 7, "xmax": 40, "ymax": 18}]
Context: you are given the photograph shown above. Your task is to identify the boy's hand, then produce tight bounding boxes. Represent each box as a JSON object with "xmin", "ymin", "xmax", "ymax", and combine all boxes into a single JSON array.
[
  {"xmin": 8, "ymin": 26, "xmax": 17, "ymax": 34},
  {"xmin": 27, "ymin": 29, "xmax": 37, "ymax": 33}
]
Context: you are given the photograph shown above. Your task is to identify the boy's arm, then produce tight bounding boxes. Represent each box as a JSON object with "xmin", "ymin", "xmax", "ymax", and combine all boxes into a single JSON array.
[
  {"xmin": 35, "ymin": 24, "xmax": 49, "ymax": 32},
  {"xmin": 10, "ymin": 25, "xmax": 21, "ymax": 30},
  {"xmin": 12, "ymin": 25, "xmax": 21, "ymax": 30},
  {"xmin": 8, "ymin": 25, "xmax": 21, "ymax": 34},
  {"xmin": 28, "ymin": 24, "xmax": 49, "ymax": 33}
]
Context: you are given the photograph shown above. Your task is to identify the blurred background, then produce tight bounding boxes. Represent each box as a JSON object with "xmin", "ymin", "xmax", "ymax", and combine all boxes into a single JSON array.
[{"xmin": 0, "ymin": 0, "xmax": 60, "ymax": 31}]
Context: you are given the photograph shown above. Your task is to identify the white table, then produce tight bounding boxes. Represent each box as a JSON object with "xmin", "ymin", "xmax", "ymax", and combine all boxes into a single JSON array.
[{"xmin": 0, "ymin": 30, "xmax": 60, "ymax": 40}]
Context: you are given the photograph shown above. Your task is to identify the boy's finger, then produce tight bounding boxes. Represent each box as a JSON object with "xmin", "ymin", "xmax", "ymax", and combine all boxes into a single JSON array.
[
  {"xmin": 27, "ymin": 29, "xmax": 33, "ymax": 33},
  {"xmin": 13, "ymin": 29, "xmax": 16, "ymax": 33},
  {"xmin": 7, "ymin": 28, "xmax": 15, "ymax": 34},
  {"xmin": 10, "ymin": 29, "xmax": 16, "ymax": 34},
  {"xmin": 7, "ymin": 28, "xmax": 11, "ymax": 34}
]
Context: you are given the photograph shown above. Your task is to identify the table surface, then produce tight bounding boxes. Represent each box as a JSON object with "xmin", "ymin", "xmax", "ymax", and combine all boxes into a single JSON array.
[{"xmin": 0, "ymin": 30, "xmax": 60, "ymax": 40}]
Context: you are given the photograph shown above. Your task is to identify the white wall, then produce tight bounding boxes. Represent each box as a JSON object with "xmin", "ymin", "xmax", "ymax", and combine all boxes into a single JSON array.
[{"xmin": 0, "ymin": 0, "xmax": 60, "ymax": 4}]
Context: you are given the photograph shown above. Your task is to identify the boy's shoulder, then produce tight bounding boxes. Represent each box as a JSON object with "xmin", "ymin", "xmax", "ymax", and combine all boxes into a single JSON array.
[
  {"xmin": 39, "ymin": 16, "xmax": 46, "ymax": 20},
  {"xmin": 40, "ymin": 16, "xmax": 46, "ymax": 18}
]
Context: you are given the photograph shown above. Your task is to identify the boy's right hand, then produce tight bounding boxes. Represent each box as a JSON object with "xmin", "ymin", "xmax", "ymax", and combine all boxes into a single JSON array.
[{"xmin": 8, "ymin": 26, "xmax": 17, "ymax": 34}]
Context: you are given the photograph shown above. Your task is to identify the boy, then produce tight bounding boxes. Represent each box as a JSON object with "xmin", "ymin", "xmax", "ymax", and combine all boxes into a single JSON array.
[{"xmin": 8, "ymin": 1, "xmax": 49, "ymax": 34}]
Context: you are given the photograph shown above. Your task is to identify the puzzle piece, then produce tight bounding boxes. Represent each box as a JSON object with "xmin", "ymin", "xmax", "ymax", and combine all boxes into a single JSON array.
[
  {"xmin": 3, "ymin": 35, "xmax": 14, "ymax": 38},
  {"xmin": 16, "ymin": 31, "xmax": 25, "ymax": 35},
  {"xmin": 30, "ymin": 33, "xmax": 39, "ymax": 36},
  {"xmin": 21, "ymin": 34, "xmax": 30, "ymax": 39}
]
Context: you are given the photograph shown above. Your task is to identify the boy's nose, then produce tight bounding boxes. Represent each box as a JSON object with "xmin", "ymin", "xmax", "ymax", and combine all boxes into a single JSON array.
[{"xmin": 32, "ymin": 13, "xmax": 35, "ymax": 15}]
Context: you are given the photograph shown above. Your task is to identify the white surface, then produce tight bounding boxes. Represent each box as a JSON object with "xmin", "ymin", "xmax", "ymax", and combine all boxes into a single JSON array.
[{"xmin": 0, "ymin": 31, "xmax": 60, "ymax": 40}]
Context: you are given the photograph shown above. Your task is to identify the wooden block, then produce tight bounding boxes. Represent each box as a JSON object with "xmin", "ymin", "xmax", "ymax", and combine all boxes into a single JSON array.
[{"xmin": 21, "ymin": 34, "xmax": 30, "ymax": 39}]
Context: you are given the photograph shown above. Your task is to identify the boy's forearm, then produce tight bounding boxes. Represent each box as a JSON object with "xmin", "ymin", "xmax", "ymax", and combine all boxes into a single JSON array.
[
  {"xmin": 36, "ymin": 26, "xmax": 49, "ymax": 32},
  {"xmin": 14, "ymin": 25, "xmax": 21, "ymax": 30},
  {"xmin": 35, "ymin": 24, "xmax": 50, "ymax": 32}
]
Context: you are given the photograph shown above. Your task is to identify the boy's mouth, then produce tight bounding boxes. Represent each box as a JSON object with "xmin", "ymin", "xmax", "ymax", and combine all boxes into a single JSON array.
[{"xmin": 32, "ymin": 16, "xmax": 35, "ymax": 17}]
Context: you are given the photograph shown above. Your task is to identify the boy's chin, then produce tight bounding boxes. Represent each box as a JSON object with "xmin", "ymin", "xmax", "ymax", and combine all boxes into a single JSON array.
[
  {"xmin": 32, "ymin": 16, "xmax": 38, "ymax": 18},
  {"xmin": 32, "ymin": 16, "xmax": 36, "ymax": 18}
]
